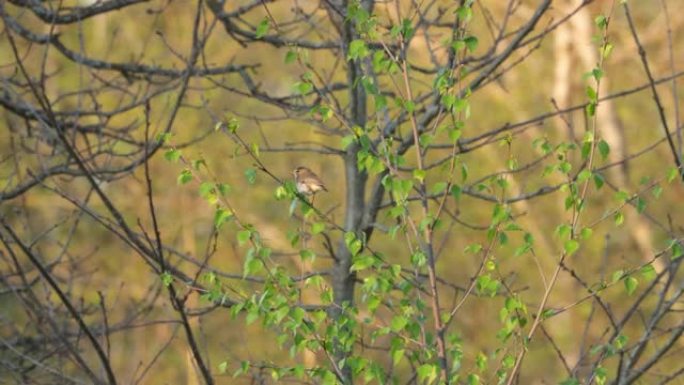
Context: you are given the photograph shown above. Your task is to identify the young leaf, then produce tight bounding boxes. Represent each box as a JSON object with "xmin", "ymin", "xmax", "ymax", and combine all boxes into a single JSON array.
[
  {"xmin": 285, "ymin": 50, "xmax": 297, "ymax": 64},
  {"xmin": 244, "ymin": 168, "xmax": 257, "ymax": 184},
  {"xmin": 348, "ymin": 39, "xmax": 369, "ymax": 60},
  {"xmin": 311, "ymin": 222, "xmax": 325, "ymax": 234},
  {"xmin": 299, "ymin": 249, "xmax": 315, "ymax": 262},
  {"xmin": 666, "ymin": 167, "xmax": 678, "ymax": 183},
  {"xmin": 214, "ymin": 207, "xmax": 233, "ymax": 229},
  {"xmin": 624, "ymin": 276, "xmax": 638, "ymax": 296},
  {"xmin": 256, "ymin": 18, "xmax": 270, "ymax": 38},
  {"xmin": 598, "ymin": 140, "xmax": 610, "ymax": 160},
  {"xmin": 164, "ymin": 148, "xmax": 181, "ymax": 162},
  {"xmin": 593, "ymin": 173, "xmax": 605, "ymax": 189},
  {"xmin": 237, "ymin": 230, "xmax": 252, "ymax": 245},
  {"xmin": 564, "ymin": 239, "xmax": 580, "ymax": 255},
  {"xmin": 464, "ymin": 36, "xmax": 478, "ymax": 52},
  {"xmin": 160, "ymin": 271, "xmax": 173, "ymax": 287},
  {"xmin": 640, "ymin": 264, "xmax": 656, "ymax": 280},
  {"xmin": 177, "ymin": 169, "xmax": 193, "ymax": 185}
]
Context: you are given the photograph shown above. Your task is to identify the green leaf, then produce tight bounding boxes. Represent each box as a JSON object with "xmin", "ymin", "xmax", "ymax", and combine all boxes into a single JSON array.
[
  {"xmin": 611, "ymin": 269, "xmax": 624, "ymax": 284},
  {"xmin": 402, "ymin": 99, "xmax": 415, "ymax": 113},
  {"xmin": 450, "ymin": 184, "xmax": 462, "ymax": 200},
  {"xmin": 350, "ymin": 254, "xmax": 374, "ymax": 271},
  {"xmin": 464, "ymin": 36, "xmax": 478, "ymax": 52},
  {"xmin": 455, "ymin": 5, "xmax": 472, "ymax": 21},
  {"xmin": 640, "ymin": 264, "xmax": 656, "ymax": 280},
  {"xmin": 476, "ymin": 274, "xmax": 500, "ymax": 297},
  {"xmin": 345, "ymin": 232, "xmax": 363, "ymax": 256},
  {"xmin": 671, "ymin": 240, "xmax": 683, "ymax": 260},
  {"xmin": 348, "ymin": 39, "xmax": 369, "ymax": 60},
  {"xmin": 652, "ymin": 184, "xmax": 663, "ymax": 199},
  {"xmin": 541, "ymin": 308, "xmax": 557, "ymax": 320},
  {"xmin": 502, "ymin": 354, "xmax": 515, "ymax": 369},
  {"xmin": 593, "ymin": 173, "xmax": 605, "ymax": 189},
  {"xmin": 285, "ymin": 50, "xmax": 297, "ymax": 64},
  {"xmin": 295, "ymin": 81, "xmax": 313, "ymax": 95},
  {"xmin": 156, "ymin": 132, "xmax": 172, "ymax": 144},
  {"xmin": 624, "ymin": 276, "xmax": 638, "ymax": 296},
  {"xmin": 341, "ymin": 135, "xmax": 356, "ymax": 150},
  {"xmin": 234, "ymin": 361, "xmax": 250, "ymax": 377},
  {"xmin": 491, "ymin": 203, "xmax": 509, "ymax": 225},
  {"xmin": 199, "ymin": 182, "xmax": 217, "ymax": 204},
  {"xmin": 476, "ymin": 352, "xmax": 487, "ymax": 371},
  {"xmin": 177, "ymin": 169, "xmax": 192, "ymax": 185},
  {"xmin": 586, "ymin": 86, "xmax": 597, "ymax": 101},
  {"xmin": 595, "ymin": 15, "xmax": 608, "ymax": 29},
  {"xmin": 417, "ymin": 364, "xmax": 437, "ymax": 383},
  {"xmin": 465, "ymin": 243, "xmax": 482, "ymax": 254},
  {"xmin": 586, "ymin": 102, "xmax": 596, "ymax": 117},
  {"xmin": 247, "ymin": 144, "xmax": 259, "ymax": 159},
  {"xmin": 237, "ymin": 230, "xmax": 252, "ymax": 245},
  {"xmin": 391, "ymin": 347, "xmax": 404, "ymax": 365},
  {"xmin": 413, "ymin": 169, "xmax": 426, "ymax": 183},
  {"xmin": 214, "ymin": 207, "xmax": 233, "ymax": 229},
  {"xmin": 592, "ymin": 68, "xmax": 604, "ymax": 81},
  {"xmin": 419, "ymin": 132, "xmax": 434, "ymax": 148},
  {"xmin": 635, "ymin": 197, "xmax": 646, "ymax": 213},
  {"xmin": 311, "ymin": 222, "xmax": 325, "ymax": 235},
  {"xmin": 564, "ymin": 239, "xmax": 580, "ymax": 255},
  {"xmin": 614, "ymin": 190, "xmax": 630, "ymax": 203},
  {"xmin": 409, "ymin": 250, "xmax": 425, "ymax": 267},
  {"xmin": 577, "ymin": 169, "xmax": 592, "ymax": 183},
  {"xmin": 601, "ymin": 42, "xmax": 614, "ymax": 59},
  {"xmin": 449, "ymin": 126, "xmax": 462, "ymax": 142},
  {"xmin": 374, "ymin": 94, "xmax": 387, "ymax": 109},
  {"xmin": 558, "ymin": 160, "xmax": 572, "ymax": 174},
  {"xmin": 191, "ymin": 159, "xmax": 206, "ymax": 170},
  {"xmin": 216, "ymin": 183, "xmax": 230, "ymax": 196},
  {"xmin": 315, "ymin": 105, "xmax": 333, "ymax": 122},
  {"xmin": 613, "ymin": 334, "xmax": 628, "ymax": 350},
  {"xmin": 467, "ymin": 373, "xmax": 480, "ymax": 385},
  {"xmin": 390, "ymin": 315, "xmax": 408, "ymax": 332},
  {"xmin": 555, "ymin": 224, "xmax": 572, "ymax": 239},
  {"xmin": 299, "ymin": 249, "xmax": 315, "ymax": 262},
  {"xmin": 507, "ymin": 158, "xmax": 518, "ymax": 170},
  {"xmin": 452, "ymin": 40, "xmax": 465, "ymax": 51},
  {"xmin": 244, "ymin": 168, "xmax": 257, "ymax": 184},
  {"xmin": 667, "ymin": 167, "xmax": 679, "ymax": 183},
  {"xmin": 218, "ymin": 361, "xmax": 228, "ymax": 374},
  {"xmin": 226, "ymin": 117, "xmax": 240, "ymax": 133},
  {"xmin": 243, "ymin": 252, "xmax": 262, "ymax": 276},
  {"xmin": 160, "ymin": 271, "xmax": 173, "ymax": 287},
  {"xmin": 432, "ymin": 182, "xmax": 448, "ymax": 194},
  {"xmin": 255, "ymin": 18, "xmax": 270, "ymax": 38},
  {"xmin": 598, "ymin": 140, "xmax": 610, "ymax": 160},
  {"xmin": 164, "ymin": 148, "xmax": 181, "ymax": 162}
]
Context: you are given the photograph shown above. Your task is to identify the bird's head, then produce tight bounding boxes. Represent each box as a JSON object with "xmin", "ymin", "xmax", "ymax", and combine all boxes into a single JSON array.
[{"xmin": 293, "ymin": 166, "xmax": 307, "ymax": 178}]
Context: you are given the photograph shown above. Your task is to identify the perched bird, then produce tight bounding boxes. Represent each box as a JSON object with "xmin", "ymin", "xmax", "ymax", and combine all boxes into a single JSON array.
[{"xmin": 293, "ymin": 166, "xmax": 327, "ymax": 195}]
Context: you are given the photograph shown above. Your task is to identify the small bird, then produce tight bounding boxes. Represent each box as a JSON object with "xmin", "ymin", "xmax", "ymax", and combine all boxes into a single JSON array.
[{"xmin": 293, "ymin": 166, "xmax": 327, "ymax": 195}]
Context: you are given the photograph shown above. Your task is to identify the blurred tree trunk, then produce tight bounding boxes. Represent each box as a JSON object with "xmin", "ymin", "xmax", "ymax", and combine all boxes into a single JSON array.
[{"xmin": 324, "ymin": 1, "xmax": 373, "ymax": 382}]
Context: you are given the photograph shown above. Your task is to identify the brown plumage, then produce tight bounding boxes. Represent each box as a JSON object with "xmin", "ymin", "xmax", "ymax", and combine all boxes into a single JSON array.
[{"xmin": 293, "ymin": 166, "xmax": 327, "ymax": 195}]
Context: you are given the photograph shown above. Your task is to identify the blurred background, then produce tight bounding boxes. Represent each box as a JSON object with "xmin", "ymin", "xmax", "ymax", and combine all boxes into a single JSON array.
[{"xmin": 1, "ymin": 0, "xmax": 683, "ymax": 384}]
